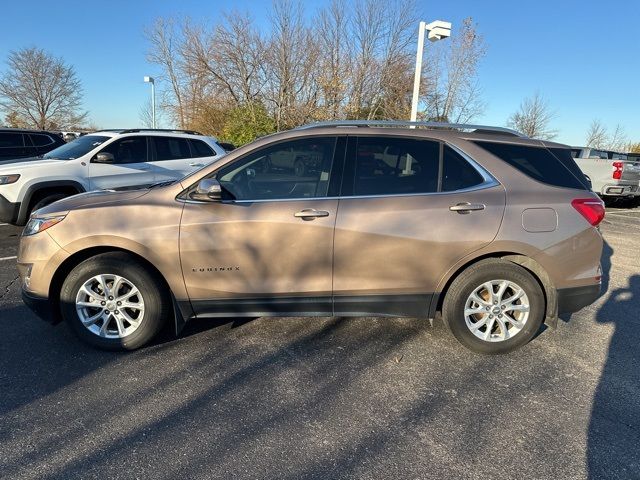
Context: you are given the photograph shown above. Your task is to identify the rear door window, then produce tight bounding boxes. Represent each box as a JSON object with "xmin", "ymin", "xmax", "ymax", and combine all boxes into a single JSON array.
[
  {"xmin": 0, "ymin": 132, "xmax": 24, "ymax": 148},
  {"xmin": 474, "ymin": 141, "xmax": 588, "ymax": 190},
  {"xmin": 350, "ymin": 137, "xmax": 440, "ymax": 195},
  {"xmin": 441, "ymin": 146, "xmax": 485, "ymax": 191},
  {"xmin": 152, "ymin": 137, "xmax": 191, "ymax": 161}
]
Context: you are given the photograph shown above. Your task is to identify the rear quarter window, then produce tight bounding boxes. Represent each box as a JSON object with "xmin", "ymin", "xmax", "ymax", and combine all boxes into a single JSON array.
[
  {"xmin": 189, "ymin": 139, "xmax": 216, "ymax": 158},
  {"xmin": 473, "ymin": 141, "xmax": 588, "ymax": 190}
]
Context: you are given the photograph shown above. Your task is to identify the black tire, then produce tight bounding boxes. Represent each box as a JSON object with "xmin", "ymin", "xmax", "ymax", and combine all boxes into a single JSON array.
[
  {"xmin": 60, "ymin": 252, "xmax": 171, "ymax": 351},
  {"xmin": 442, "ymin": 259, "xmax": 545, "ymax": 354},
  {"xmin": 31, "ymin": 193, "xmax": 69, "ymax": 215}
]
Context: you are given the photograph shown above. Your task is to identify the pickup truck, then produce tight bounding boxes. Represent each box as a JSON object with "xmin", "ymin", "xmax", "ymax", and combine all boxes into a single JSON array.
[{"xmin": 571, "ymin": 147, "xmax": 640, "ymax": 205}]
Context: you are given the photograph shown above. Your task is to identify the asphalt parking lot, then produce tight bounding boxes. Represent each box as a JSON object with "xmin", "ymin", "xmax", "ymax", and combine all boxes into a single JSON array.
[{"xmin": 1, "ymin": 210, "xmax": 639, "ymax": 480}]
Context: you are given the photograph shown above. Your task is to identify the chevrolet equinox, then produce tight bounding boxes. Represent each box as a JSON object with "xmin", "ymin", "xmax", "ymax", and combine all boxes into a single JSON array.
[{"xmin": 17, "ymin": 121, "xmax": 605, "ymax": 354}]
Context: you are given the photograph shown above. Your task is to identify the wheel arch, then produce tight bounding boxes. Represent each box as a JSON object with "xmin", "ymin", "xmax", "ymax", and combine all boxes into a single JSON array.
[
  {"xmin": 430, "ymin": 252, "xmax": 558, "ymax": 328},
  {"xmin": 48, "ymin": 246, "xmax": 191, "ymax": 333},
  {"xmin": 17, "ymin": 180, "xmax": 86, "ymax": 225}
]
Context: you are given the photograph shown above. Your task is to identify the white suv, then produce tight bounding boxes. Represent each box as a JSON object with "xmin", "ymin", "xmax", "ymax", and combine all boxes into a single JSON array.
[{"xmin": 0, "ymin": 129, "xmax": 226, "ymax": 225}]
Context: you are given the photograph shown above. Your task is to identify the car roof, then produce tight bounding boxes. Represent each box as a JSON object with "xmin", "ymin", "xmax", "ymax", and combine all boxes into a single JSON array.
[
  {"xmin": 258, "ymin": 125, "xmax": 570, "ymax": 149},
  {"xmin": 89, "ymin": 129, "xmax": 218, "ymax": 141},
  {"xmin": 0, "ymin": 127, "xmax": 61, "ymax": 134}
]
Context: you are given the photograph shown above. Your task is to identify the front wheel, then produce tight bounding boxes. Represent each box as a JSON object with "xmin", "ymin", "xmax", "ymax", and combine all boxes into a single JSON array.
[
  {"xmin": 442, "ymin": 259, "xmax": 545, "ymax": 354},
  {"xmin": 60, "ymin": 252, "xmax": 171, "ymax": 350}
]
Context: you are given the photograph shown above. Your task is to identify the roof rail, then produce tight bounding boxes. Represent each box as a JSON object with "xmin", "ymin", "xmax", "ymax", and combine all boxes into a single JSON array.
[
  {"xmin": 296, "ymin": 120, "xmax": 527, "ymax": 138},
  {"xmin": 94, "ymin": 128, "xmax": 204, "ymax": 135}
]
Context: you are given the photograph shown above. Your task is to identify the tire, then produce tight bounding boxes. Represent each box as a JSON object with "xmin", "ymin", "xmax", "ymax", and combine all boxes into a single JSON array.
[
  {"xmin": 294, "ymin": 158, "xmax": 306, "ymax": 177},
  {"xmin": 60, "ymin": 252, "xmax": 171, "ymax": 351},
  {"xmin": 442, "ymin": 259, "xmax": 545, "ymax": 354},
  {"xmin": 31, "ymin": 193, "xmax": 69, "ymax": 215}
]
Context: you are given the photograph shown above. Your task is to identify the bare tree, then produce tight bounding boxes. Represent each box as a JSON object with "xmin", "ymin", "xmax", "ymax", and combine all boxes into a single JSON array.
[
  {"xmin": 607, "ymin": 124, "xmax": 627, "ymax": 152},
  {"xmin": 265, "ymin": 0, "xmax": 321, "ymax": 129},
  {"xmin": 0, "ymin": 47, "xmax": 87, "ymax": 129},
  {"xmin": 138, "ymin": 99, "xmax": 156, "ymax": 128},
  {"xmin": 586, "ymin": 120, "xmax": 628, "ymax": 152},
  {"xmin": 145, "ymin": 18, "xmax": 188, "ymax": 128},
  {"xmin": 316, "ymin": 0, "xmax": 350, "ymax": 119},
  {"xmin": 506, "ymin": 92, "xmax": 557, "ymax": 139},
  {"xmin": 585, "ymin": 119, "xmax": 608, "ymax": 149},
  {"xmin": 422, "ymin": 18, "xmax": 486, "ymax": 123}
]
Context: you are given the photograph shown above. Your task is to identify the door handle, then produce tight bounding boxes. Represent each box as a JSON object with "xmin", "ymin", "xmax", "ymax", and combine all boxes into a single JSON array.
[
  {"xmin": 189, "ymin": 162, "xmax": 205, "ymax": 167},
  {"xmin": 294, "ymin": 209, "xmax": 330, "ymax": 220},
  {"xmin": 449, "ymin": 202, "xmax": 485, "ymax": 214}
]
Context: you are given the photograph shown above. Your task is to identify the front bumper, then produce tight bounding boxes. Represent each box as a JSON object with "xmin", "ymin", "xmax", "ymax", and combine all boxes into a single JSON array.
[
  {"xmin": 0, "ymin": 193, "xmax": 20, "ymax": 224},
  {"xmin": 21, "ymin": 288, "xmax": 58, "ymax": 323},
  {"xmin": 557, "ymin": 284, "xmax": 601, "ymax": 314}
]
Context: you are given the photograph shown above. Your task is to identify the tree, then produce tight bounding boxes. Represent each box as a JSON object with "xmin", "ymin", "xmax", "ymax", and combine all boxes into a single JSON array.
[
  {"xmin": 506, "ymin": 92, "xmax": 557, "ymax": 139},
  {"xmin": 585, "ymin": 119, "xmax": 608, "ymax": 149},
  {"xmin": 222, "ymin": 101, "xmax": 276, "ymax": 146},
  {"xmin": 0, "ymin": 47, "xmax": 87, "ymax": 129},
  {"xmin": 422, "ymin": 18, "xmax": 486, "ymax": 123},
  {"xmin": 585, "ymin": 120, "xmax": 628, "ymax": 152},
  {"xmin": 627, "ymin": 142, "xmax": 640, "ymax": 154}
]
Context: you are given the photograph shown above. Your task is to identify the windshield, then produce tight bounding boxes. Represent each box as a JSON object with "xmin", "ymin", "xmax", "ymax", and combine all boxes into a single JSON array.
[{"xmin": 43, "ymin": 135, "xmax": 110, "ymax": 160}]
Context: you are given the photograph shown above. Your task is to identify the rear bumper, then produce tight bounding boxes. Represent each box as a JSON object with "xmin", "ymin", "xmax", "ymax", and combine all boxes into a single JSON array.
[
  {"xmin": 21, "ymin": 288, "xmax": 57, "ymax": 323},
  {"xmin": 0, "ymin": 194, "xmax": 20, "ymax": 224},
  {"xmin": 600, "ymin": 183, "xmax": 639, "ymax": 197},
  {"xmin": 557, "ymin": 284, "xmax": 601, "ymax": 314}
]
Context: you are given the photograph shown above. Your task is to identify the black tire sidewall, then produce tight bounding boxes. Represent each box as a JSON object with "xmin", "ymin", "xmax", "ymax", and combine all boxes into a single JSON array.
[
  {"xmin": 60, "ymin": 253, "xmax": 169, "ymax": 351},
  {"xmin": 443, "ymin": 261, "xmax": 545, "ymax": 354},
  {"xmin": 32, "ymin": 194, "xmax": 68, "ymax": 214}
]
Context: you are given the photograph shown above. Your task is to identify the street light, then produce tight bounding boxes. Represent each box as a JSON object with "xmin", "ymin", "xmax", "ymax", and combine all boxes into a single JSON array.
[
  {"xmin": 143, "ymin": 76, "xmax": 156, "ymax": 129},
  {"xmin": 409, "ymin": 20, "xmax": 452, "ymax": 123}
]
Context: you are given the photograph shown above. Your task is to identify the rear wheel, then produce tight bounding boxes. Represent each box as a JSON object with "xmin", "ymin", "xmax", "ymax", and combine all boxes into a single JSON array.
[
  {"xmin": 60, "ymin": 252, "xmax": 171, "ymax": 350},
  {"xmin": 442, "ymin": 259, "xmax": 545, "ymax": 354}
]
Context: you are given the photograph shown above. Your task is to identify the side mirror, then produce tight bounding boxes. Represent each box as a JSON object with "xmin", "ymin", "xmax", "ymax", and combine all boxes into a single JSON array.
[
  {"xmin": 94, "ymin": 152, "xmax": 115, "ymax": 164},
  {"xmin": 190, "ymin": 178, "xmax": 223, "ymax": 202}
]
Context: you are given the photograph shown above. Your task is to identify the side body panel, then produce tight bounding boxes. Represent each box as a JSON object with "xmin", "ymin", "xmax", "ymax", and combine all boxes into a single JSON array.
[
  {"xmin": 179, "ymin": 199, "xmax": 338, "ymax": 316},
  {"xmin": 332, "ymin": 185, "xmax": 506, "ymax": 316}
]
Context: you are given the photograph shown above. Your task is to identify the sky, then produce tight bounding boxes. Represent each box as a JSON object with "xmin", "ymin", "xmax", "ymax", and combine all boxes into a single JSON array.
[{"xmin": 0, "ymin": 0, "xmax": 638, "ymax": 146}]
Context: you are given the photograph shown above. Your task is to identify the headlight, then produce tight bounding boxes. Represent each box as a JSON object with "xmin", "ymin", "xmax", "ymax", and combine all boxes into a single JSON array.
[
  {"xmin": 0, "ymin": 174, "xmax": 20, "ymax": 185},
  {"xmin": 23, "ymin": 215, "xmax": 66, "ymax": 236}
]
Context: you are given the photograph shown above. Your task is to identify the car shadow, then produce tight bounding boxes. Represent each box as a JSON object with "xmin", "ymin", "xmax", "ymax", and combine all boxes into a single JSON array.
[{"xmin": 586, "ymin": 239, "xmax": 640, "ymax": 479}]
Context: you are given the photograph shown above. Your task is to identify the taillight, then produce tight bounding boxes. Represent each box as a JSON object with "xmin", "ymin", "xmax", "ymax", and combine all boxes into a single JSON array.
[
  {"xmin": 571, "ymin": 198, "xmax": 605, "ymax": 227},
  {"xmin": 612, "ymin": 161, "xmax": 623, "ymax": 179}
]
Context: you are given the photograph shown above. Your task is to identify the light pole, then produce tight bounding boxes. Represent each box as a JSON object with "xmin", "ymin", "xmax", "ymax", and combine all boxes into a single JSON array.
[
  {"xmin": 143, "ymin": 76, "xmax": 156, "ymax": 129},
  {"xmin": 409, "ymin": 20, "xmax": 452, "ymax": 123}
]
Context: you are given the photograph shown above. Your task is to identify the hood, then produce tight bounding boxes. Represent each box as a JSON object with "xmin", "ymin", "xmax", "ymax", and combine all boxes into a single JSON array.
[
  {"xmin": 35, "ymin": 189, "xmax": 150, "ymax": 216},
  {"xmin": 0, "ymin": 158, "xmax": 67, "ymax": 170}
]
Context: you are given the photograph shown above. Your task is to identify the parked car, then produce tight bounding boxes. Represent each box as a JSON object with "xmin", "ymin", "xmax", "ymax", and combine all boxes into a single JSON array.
[
  {"xmin": 0, "ymin": 129, "xmax": 226, "ymax": 225},
  {"xmin": 18, "ymin": 121, "xmax": 604, "ymax": 354},
  {"xmin": 571, "ymin": 147, "xmax": 640, "ymax": 204},
  {"xmin": 0, "ymin": 128, "xmax": 65, "ymax": 162}
]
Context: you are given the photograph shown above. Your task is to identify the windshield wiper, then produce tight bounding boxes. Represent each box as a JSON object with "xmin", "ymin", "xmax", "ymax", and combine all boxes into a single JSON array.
[{"xmin": 149, "ymin": 180, "xmax": 176, "ymax": 189}]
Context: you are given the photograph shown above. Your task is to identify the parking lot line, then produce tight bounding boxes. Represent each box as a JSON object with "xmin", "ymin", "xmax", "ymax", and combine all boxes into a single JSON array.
[
  {"xmin": 0, "ymin": 256, "xmax": 17, "ymax": 261},
  {"xmin": 0, "ymin": 223, "xmax": 9, "ymax": 226}
]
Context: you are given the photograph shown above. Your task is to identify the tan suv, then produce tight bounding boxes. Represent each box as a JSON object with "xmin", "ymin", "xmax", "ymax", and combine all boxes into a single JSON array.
[{"xmin": 17, "ymin": 121, "xmax": 605, "ymax": 354}]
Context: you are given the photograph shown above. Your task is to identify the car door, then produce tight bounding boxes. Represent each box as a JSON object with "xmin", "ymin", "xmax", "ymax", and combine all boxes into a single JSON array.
[
  {"xmin": 0, "ymin": 132, "xmax": 28, "ymax": 160},
  {"xmin": 332, "ymin": 136, "xmax": 506, "ymax": 317},
  {"xmin": 88, "ymin": 136, "xmax": 155, "ymax": 190},
  {"xmin": 179, "ymin": 136, "xmax": 345, "ymax": 317},
  {"xmin": 150, "ymin": 136, "xmax": 216, "ymax": 182}
]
